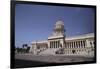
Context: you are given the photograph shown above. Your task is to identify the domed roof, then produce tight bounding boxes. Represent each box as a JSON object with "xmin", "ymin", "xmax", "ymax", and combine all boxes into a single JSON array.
[{"xmin": 55, "ymin": 20, "xmax": 64, "ymax": 26}]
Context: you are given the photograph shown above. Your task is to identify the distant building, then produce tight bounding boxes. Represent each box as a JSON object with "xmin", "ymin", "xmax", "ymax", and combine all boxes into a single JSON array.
[{"xmin": 30, "ymin": 20, "xmax": 94, "ymax": 57}]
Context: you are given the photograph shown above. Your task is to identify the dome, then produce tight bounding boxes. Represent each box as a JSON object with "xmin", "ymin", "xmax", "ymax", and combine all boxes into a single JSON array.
[
  {"xmin": 55, "ymin": 20, "xmax": 64, "ymax": 26},
  {"xmin": 55, "ymin": 20, "xmax": 64, "ymax": 29}
]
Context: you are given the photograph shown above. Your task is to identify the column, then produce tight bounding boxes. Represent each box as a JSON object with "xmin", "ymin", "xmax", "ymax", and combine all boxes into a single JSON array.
[
  {"xmin": 68, "ymin": 42, "xmax": 69, "ymax": 48},
  {"xmin": 83, "ymin": 40, "xmax": 85, "ymax": 48},
  {"xmin": 82, "ymin": 41, "xmax": 84, "ymax": 48},
  {"xmin": 76, "ymin": 41, "xmax": 77, "ymax": 48},
  {"xmin": 56, "ymin": 41, "xmax": 58, "ymax": 48},
  {"xmin": 72, "ymin": 42, "xmax": 74, "ymax": 48},
  {"xmin": 51, "ymin": 42, "xmax": 52, "ymax": 48},
  {"xmin": 80, "ymin": 41, "xmax": 81, "ymax": 48},
  {"xmin": 69, "ymin": 42, "xmax": 71, "ymax": 48},
  {"xmin": 71, "ymin": 42, "xmax": 72, "ymax": 48},
  {"xmin": 75, "ymin": 42, "xmax": 76, "ymax": 48},
  {"xmin": 51, "ymin": 41, "xmax": 53, "ymax": 48},
  {"xmin": 70, "ymin": 42, "xmax": 71, "ymax": 48},
  {"xmin": 54, "ymin": 41, "xmax": 55, "ymax": 48},
  {"xmin": 50, "ymin": 42, "xmax": 51, "ymax": 48},
  {"xmin": 75, "ymin": 41, "xmax": 76, "ymax": 48},
  {"xmin": 66, "ymin": 42, "xmax": 67, "ymax": 48},
  {"xmin": 73, "ymin": 42, "xmax": 75, "ymax": 48},
  {"xmin": 67, "ymin": 42, "xmax": 69, "ymax": 48},
  {"xmin": 72, "ymin": 42, "xmax": 73, "ymax": 48},
  {"xmin": 53, "ymin": 41, "xmax": 54, "ymax": 48},
  {"xmin": 83, "ymin": 40, "xmax": 84, "ymax": 48},
  {"xmin": 86, "ymin": 39, "xmax": 91, "ymax": 47},
  {"xmin": 52, "ymin": 41, "xmax": 53, "ymax": 48},
  {"xmin": 79, "ymin": 41, "xmax": 80, "ymax": 48},
  {"xmin": 57, "ymin": 41, "xmax": 59, "ymax": 48},
  {"xmin": 59, "ymin": 41, "xmax": 60, "ymax": 48},
  {"xmin": 78, "ymin": 41, "xmax": 79, "ymax": 48},
  {"xmin": 81, "ymin": 40, "xmax": 83, "ymax": 48},
  {"xmin": 81, "ymin": 41, "xmax": 83, "ymax": 48},
  {"xmin": 77, "ymin": 41, "xmax": 78, "ymax": 48},
  {"xmin": 57, "ymin": 41, "xmax": 58, "ymax": 48},
  {"xmin": 55, "ymin": 41, "xmax": 57, "ymax": 48},
  {"xmin": 73, "ymin": 42, "xmax": 74, "ymax": 48},
  {"xmin": 58, "ymin": 41, "xmax": 60, "ymax": 48}
]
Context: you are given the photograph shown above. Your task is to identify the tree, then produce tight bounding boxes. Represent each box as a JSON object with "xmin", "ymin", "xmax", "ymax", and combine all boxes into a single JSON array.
[
  {"xmin": 22, "ymin": 44, "xmax": 28, "ymax": 48},
  {"xmin": 26, "ymin": 47, "xmax": 30, "ymax": 53}
]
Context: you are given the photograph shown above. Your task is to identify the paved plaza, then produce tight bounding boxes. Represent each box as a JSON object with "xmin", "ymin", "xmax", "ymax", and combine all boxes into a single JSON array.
[{"xmin": 15, "ymin": 54, "xmax": 94, "ymax": 63}]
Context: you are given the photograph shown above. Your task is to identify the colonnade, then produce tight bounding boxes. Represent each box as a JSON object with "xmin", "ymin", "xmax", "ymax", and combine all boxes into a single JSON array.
[
  {"xmin": 50, "ymin": 41, "xmax": 61, "ymax": 48},
  {"xmin": 65, "ymin": 40, "xmax": 86, "ymax": 48},
  {"xmin": 31, "ymin": 39, "xmax": 94, "ymax": 56}
]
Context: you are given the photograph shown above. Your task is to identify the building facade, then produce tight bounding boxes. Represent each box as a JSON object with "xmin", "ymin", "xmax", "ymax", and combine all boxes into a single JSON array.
[{"xmin": 30, "ymin": 20, "xmax": 94, "ymax": 57}]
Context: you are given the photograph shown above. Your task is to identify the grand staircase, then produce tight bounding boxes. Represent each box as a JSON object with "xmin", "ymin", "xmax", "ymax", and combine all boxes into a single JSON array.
[{"xmin": 38, "ymin": 48, "xmax": 60, "ymax": 55}]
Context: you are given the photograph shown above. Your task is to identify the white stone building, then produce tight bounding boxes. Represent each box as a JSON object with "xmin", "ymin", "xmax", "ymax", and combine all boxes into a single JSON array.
[{"xmin": 30, "ymin": 20, "xmax": 95, "ymax": 57}]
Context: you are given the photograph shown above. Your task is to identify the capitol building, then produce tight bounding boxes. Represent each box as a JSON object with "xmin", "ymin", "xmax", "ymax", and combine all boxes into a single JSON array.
[{"xmin": 30, "ymin": 20, "xmax": 94, "ymax": 57}]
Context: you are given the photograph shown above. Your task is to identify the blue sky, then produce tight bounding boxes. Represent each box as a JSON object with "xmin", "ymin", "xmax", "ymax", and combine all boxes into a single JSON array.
[{"xmin": 15, "ymin": 4, "xmax": 95, "ymax": 47}]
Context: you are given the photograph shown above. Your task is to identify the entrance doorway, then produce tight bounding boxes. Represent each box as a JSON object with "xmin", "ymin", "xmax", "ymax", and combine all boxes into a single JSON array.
[{"xmin": 72, "ymin": 50, "xmax": 76, "ymax": 54}]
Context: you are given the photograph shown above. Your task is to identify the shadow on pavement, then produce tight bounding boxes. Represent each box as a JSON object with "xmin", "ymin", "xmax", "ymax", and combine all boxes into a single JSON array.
[{"xmin": 14, "ymin": 59, "xmax": 56, "ymax": 68}]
